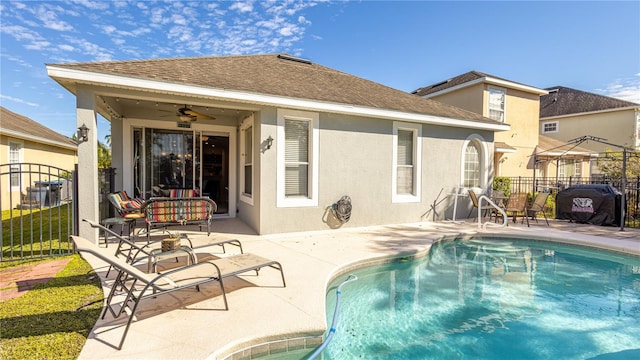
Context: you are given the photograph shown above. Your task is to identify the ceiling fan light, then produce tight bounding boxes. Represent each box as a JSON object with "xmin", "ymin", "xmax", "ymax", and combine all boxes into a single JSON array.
[{"xmin": 179, "ymin": 115, "xmax": 193, "ymax": 122}]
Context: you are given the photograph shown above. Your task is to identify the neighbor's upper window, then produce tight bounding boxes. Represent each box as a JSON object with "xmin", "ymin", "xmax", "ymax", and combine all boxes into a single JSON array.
[
  {"xmin": 488, "ymin": 87, "xmax": 506, "ymax": 122},
  {"xmin": 542, "ymin": 121, "xmax": 558, "ymax": 134}
]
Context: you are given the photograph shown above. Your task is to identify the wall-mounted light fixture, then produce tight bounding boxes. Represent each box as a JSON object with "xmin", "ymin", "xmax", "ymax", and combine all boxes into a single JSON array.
[
  {"xmin": 77, "ymin": 124, "xmax": 89, "ymax": 143},
  {"xmin": 266, "ymin": 135, "xmax": 274, "ymax": 150}
]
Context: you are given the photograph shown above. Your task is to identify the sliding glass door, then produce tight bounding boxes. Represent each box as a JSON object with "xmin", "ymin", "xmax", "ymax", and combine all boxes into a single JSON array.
[{"xmin": 133, "ymin": 128, "xmax": 228, "ymax": 215}]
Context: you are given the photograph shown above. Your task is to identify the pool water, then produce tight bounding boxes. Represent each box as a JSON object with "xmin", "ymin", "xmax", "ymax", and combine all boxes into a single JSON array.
[{"xmin": 322, "ymin": 238, "xmax": 640, "ymax": 360}]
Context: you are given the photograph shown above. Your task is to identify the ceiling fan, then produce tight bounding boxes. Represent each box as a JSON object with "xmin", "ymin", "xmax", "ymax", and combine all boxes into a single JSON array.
[{"xmin": 174, "ymin": 105, "xmax": 215, "ymax": 122}]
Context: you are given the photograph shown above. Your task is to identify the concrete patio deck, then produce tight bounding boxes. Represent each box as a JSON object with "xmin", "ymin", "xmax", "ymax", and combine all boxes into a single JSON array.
[{"xmin": 77, "ymin": 217, "xmax": 640, "ymax": 360}]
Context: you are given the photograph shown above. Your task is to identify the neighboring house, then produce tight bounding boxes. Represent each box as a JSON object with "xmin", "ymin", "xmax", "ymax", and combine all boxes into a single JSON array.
[
  {"xmin": 534, "ymin": 135, "xmax": 595, "ymax": 181},
  {"xmin": 46, "ymin": 54, "xmax": 508, "ymax": 239},
  {"xmin": 412, "ymin": 71, "xmax": 548, "ymax": 178},
  {"xmin": 0, "ymin": 106, "xmax": 77, "ymax": 210},
  {"xmin": 539, "ymin": 86, "xmax": 640, "ymax": 173}
]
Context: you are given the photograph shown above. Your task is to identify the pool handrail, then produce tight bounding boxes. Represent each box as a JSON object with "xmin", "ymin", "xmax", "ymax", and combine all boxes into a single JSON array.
[
  {"xmin": 478, "ymin": 195, "xmax": 508, "ymax": 229},
  {"xmin": 307, "ymin": 274, "xmax": 358, "ymax": 360}
]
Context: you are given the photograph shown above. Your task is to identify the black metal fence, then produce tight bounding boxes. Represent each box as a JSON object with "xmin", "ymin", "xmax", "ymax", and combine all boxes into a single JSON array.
[
  {"xmin": 1, "ymin": 163, "xmax": 75, "ymax": 262},
  {"xmin": 500, "ymin": 176, "xmax": 640, "ymax": 228}
]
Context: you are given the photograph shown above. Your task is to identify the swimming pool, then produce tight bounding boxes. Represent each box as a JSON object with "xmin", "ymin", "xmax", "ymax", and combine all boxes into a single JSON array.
[{"xmin": 319, "ymin": 238, "xmax": 640, "ymax": 359}]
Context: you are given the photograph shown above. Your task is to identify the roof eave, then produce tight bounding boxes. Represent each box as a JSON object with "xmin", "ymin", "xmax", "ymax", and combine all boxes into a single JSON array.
[
  {"xmin": 422, "ymin": 76, "xmax": 548, "ymax": 99},
  {"xmin": 540, "ymin": 105, "xmax": 640, "ymax": 120},
  {"xmin": 0, "ymin": 128, "xmax": 77, "ymax": 150},
  {"xmin": 47, "ymin": 65, "xmax": 509, "ymax": 132}
]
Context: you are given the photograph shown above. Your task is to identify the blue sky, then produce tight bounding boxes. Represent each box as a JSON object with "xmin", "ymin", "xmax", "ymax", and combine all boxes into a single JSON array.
[{"xmin": 1, "ymin": 0, "xmax": 639, "ymax": 142}]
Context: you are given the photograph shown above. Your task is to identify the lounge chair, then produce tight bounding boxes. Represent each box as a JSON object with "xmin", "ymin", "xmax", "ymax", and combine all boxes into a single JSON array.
[
  {"xmin": 83, "ymin": 218, "xmax": 243, "ymax": 272},
  {"xmin": 525, "ymin": 192, "xmax": 550, "ymax": 226},
  {"xmin": 467, "ymin": 189, "xmax": 494, "ymax": 219},
  {"xmin": 72, "ymin": 234, "xmax": 285, "ymax": 350}
]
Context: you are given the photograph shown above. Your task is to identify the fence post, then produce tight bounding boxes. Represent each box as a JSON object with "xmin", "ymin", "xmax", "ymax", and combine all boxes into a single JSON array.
[{"xmin": 73, "ymin": 164, "xmax": 79, "ymax": 236}]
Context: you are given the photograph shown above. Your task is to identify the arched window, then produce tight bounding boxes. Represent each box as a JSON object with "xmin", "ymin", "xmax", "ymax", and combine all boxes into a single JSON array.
[
  {"xmin": 461, "ymin": 135, "xmax": 487, "ymax": 189},
  {"xmin": 464, "ymin": 142, "xmax": 480, "ymax": 188}
]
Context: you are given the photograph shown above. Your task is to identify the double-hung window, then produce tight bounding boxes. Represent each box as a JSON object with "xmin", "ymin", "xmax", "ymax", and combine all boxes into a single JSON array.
[
  {"xmin": 240, "ymin": 116, "xmax": 254, "ymax": 204},
  {"xmin": 488, "ymin": 87, "xmax": 506, "ymax": 122},
  {"xmin": 392, "ymin": 122, "xmax": 421, "ymax": 203},
  {"xmin": 277, "ymin": 109, "xmax": 319, "ymax": 207},
  {"xmin": 9, "ymin": 141, "xmax": 22, "ymax": 189}
]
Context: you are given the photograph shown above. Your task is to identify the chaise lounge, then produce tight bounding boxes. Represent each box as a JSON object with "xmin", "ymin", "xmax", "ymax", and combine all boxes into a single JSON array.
[{"xmin": 72, "ymin": 233, "xmax": 286, "ymax": 350}]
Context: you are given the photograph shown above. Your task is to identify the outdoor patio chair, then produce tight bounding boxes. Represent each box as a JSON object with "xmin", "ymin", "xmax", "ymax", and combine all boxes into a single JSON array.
[
  {"xmin": 108, "ymin": 191, "xmax": 146, "ymax": 220},
  {"xmin": 72, "ymin": 233, "xmax": 285, "ymax": 350},
  {"xmin": 503, "ymin": 193, "xmax": 529, "ymax": 225},
  {"xmin": 467, "ymin": 189, "xmax": 494, "ymax": 219},
  {"xmin": 525, "ymin": 192, "xmax": 550, "ymax": 227}
]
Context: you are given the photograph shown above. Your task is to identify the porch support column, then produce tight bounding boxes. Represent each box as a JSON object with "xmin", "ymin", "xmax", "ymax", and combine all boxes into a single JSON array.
[{"xmin": 76, "ymin": 85, "xmax": 99, "ymax": 242}]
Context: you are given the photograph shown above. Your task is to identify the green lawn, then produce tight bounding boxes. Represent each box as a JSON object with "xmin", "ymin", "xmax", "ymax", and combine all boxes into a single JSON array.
[
  {"xmin": 1, "ymin": 207, "xmax": 103, "ymax": 359},
  {"xmin": 2, "ymin": 206, "xmax": 74, "ymax": 266}
]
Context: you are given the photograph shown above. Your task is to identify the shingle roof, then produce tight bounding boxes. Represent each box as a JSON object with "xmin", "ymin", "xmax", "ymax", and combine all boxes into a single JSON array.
[
  {"xmin": 0, "ymin": 106, "xmax": 77, "ymax": 148},
  {"xmin": 411, "ymin": 70, "xmax": 543, "ymax": 97},
  {"xmin": 48, "ymin": 54, "xmax": 499, "ymax": 126},
  {"xmin": 540, "ymin": 86, "xmax": 639, "ymax": 118}
]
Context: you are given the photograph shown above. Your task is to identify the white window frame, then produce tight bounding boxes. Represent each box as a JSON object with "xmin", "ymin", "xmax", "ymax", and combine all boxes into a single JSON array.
[
  {"xmin": 460, "ymin": 134, "xmax": 488, "ymax": 191},
  {"xmin": 542, "ymin": 121, "xmax": 559, "ymax": 134},
  {"xmin": 558, "ymin": 159, "xmax": 566, "ymax": 178},
  {"xmin": 574, "ymin": 160, "xmax": 582, "ymax": 177},
  {"xmin": 392, "ymin": 122, "xmax": 422, "ymax": 203},
  {"xmin": 239, "ymin": 115, "xmax": 254, "ymax": 205},
  {"xmin": 276, "ymin": 109, "xmax": 319, "ymax": 208},
  {"xmin": 487, "ymin": 86, "xmax": 506, "ymax": 123},
  {"xmin": 9, "ymin": 140, "xmax": 23, "ymax": 190}
]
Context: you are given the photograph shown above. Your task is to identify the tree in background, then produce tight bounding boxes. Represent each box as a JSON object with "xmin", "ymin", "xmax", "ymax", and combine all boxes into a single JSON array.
[
  {"xmin": 596, "ymin": 150, "xmax": 640, "ymax": 178},
  {"xmin": 70, "ymin": 132, "xmax": 112, "ymax": 168}
]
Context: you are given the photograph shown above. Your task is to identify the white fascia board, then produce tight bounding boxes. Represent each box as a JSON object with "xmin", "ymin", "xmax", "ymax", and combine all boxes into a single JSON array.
[
  {"xmin": 0, "ymin": 128, "xmax": 77, "ymax": 150},
  {"xmin": 47, "ymin": 66, "xmax": 509, "ymax": 132},
  {"xmin": 540, "ymin": 105, "xmax": 640, "ymax": 120},
  {"xmin": 422, "ymin": 77, "xmax": 548, "ymax": 99},
  {"xmin": 484, "ymin": 77, "xmax": 548, "ymax": 95},
  {"xmin": 495, "ymin": 146, "xmax": 517, "ymax": 153}
]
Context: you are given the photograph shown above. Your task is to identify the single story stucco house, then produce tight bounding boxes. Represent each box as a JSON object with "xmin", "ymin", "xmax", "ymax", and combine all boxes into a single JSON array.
[{"xmin": 46, "ymin": 54, "xmax": 508, "ymax": 240}]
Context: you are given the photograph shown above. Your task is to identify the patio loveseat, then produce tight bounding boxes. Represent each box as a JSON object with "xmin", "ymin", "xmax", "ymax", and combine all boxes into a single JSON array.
[{"xmin": 140, "ymin": 196, "xmax": 217, "ymax": 240}]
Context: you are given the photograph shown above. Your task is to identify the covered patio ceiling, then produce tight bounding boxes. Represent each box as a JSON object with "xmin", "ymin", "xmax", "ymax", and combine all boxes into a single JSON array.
[{"xmin": 96, "ymin": 95, "xmax": 255, "ymax": 124}]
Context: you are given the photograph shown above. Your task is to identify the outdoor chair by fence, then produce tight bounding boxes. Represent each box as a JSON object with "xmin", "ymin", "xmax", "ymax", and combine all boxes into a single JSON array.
[
  {"xmin": 72, "ymin": 235, "xmax": 285, "ymax": 350},
  {"xmin": 467, "ymin": 189, "xmax": 494, "ymax": 219},
  {"xmin": 525, "ymin": 192, "xmax": 550, "ymax": 227},
  {"xmin": 108, "ymin": 191, "xmax": 146, "ymax": 220},
  {"xmin": 504, "ymin": 193, "xmax": 528, "ymax": 225}
]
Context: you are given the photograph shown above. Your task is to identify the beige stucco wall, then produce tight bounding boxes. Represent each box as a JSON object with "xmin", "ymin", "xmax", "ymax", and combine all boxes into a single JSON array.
[
  {"xmin": 491, "ymin": 87, "xmax": 540, "ymax": 177},
  {"xmin": 427, "ymin": 83, "xmax": 485, "ymax": 115},
  {"xmin": 1, "ymin": 135, "xmax": 77, "ymax": 211},
  {"xmin": 540, "ymin": 108, "xmax": 639, "ymax": 153},
  {"xmin": 430, "ymin": 83, "xmax": 541, "ymax": 178},
  {"xmin": 253, "ymin": 110, "xmax": 495, "ymax": 234}
]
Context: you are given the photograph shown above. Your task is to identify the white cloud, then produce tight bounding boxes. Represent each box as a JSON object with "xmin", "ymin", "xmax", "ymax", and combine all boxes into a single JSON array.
[
  {"xmin": 230, "ymin": 1, "xmax": 254, "ymax": 13},
  {"xmin": 0, "ymin": 94, "xmax": 39, "ymax": 107},
  {"xmin": 596, "ymin": 75, "xmax": 640, "ymax": 104},
  {"xmin": 34, "ymin": 5, "xmax": 74, "ymax": 31},
  {"xmin": 0, "ymin": 53, "xmax": 32, "ymax": 68}
]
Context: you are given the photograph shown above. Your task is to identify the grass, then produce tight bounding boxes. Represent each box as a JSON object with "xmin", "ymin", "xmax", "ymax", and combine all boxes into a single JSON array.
[
  {"xmin": 2, "ymin": 205, "xmax": 74, "ymax": 267},
  {"xmin": 0, "ymin": 254, "xmax": 103, "ymax": 360}
]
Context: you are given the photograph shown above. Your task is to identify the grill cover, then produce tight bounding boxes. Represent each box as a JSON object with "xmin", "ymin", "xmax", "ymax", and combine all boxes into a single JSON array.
[{"xmin": 556, "ymin": 184, "xmax": 622, "ymax": 226}]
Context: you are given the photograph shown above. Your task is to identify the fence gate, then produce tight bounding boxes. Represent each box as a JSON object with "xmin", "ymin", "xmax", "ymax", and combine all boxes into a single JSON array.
[{"xmin": 0, "ymin": 163, "xmax": 76, "ymax": 262}]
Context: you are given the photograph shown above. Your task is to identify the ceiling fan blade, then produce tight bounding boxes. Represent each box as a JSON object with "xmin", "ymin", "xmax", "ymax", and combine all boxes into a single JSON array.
[{"xmin": 182, "ymin": 108, "xmax": 215, "ymax": 120}]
